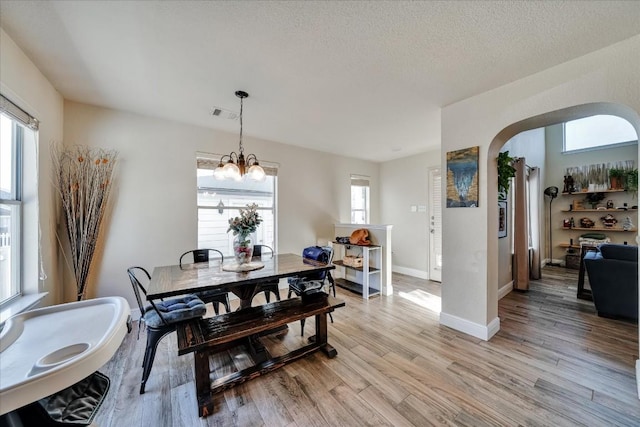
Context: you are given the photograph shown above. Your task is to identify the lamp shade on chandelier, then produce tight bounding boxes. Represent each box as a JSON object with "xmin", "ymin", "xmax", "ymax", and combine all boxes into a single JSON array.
[{"xmin": 213, "ymin": 90, "xmax": 266, "ymax": 182}]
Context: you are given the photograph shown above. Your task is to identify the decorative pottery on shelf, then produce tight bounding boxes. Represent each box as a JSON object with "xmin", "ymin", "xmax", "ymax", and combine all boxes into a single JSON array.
[
  {"xmin": 579, "ymin": 217, "xmax": 595, "ymax": 228},
  {"xmin": 233, "ymin": 233, "xmax": 253, "ymax": 265}
]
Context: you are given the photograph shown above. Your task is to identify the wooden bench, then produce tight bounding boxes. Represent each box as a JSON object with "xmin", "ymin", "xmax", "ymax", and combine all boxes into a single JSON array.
[{"xmin": 176, "ymin": 295, "xmax": 345, "ymax": 417}]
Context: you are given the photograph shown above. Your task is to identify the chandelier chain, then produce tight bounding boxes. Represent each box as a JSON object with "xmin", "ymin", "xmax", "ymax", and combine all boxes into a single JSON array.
[
  {"xmin": 239, "ymin": 95, "xmax": 244, "ymax": 154},
  {"xmin": 214, "ymin": 90, "xmax": 265, "ymax": 181}
]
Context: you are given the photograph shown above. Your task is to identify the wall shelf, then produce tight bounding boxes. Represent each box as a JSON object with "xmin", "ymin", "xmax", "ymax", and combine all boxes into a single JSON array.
[
  {"xmin": 559, "ymin": 243, "xmax": 581, "ymax": 249},
  {"xmin": 561, "ymin": 209, "xmax": 637, "ymax": 212},
  {"xmin": 561, "ymin": 227, "xmax": 637, "ymax": 232},
  {"xmin": 561, "ymin": 189, "xmax": 626, "ymax": 195}
]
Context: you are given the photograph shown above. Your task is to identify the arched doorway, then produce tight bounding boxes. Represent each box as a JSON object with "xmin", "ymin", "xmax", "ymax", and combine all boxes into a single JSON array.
[{"xmin": 486, "ymin": 101, "xmax": 639, "ymax": 328}]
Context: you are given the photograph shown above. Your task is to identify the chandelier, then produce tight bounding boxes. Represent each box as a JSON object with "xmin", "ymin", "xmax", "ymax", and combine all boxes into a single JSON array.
[{"xmin": 213, "ymin": 90, "xmax": 266, "ymax": 181}]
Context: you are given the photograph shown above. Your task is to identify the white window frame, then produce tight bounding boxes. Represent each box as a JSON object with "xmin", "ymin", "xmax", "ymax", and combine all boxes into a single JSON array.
[
  {"xmin": 0, "ymin": 113, "xmax": 24, "ymax": 306},
  {"xmin": 562, "ymin": 114, "xmax": 638, "ymax": 154},
  {"xmin": 0, "ymin": 95, "xmax": 43, "ymax": 320},
  {"xmin": 350, "ymin": 174, "xmax": 370, "ymax": 224}
]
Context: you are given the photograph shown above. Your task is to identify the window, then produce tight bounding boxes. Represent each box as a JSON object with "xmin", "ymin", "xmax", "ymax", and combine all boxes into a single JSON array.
[
  {"xmin": 351, "ymin": 175, "xmax": 370, "ymax": 224},
  {"xmin": 196, "ymin": 157, "xmax": 277, "ymax": 255},
  {"xmin": 564, "ymin": 115, "xmax": 638, "ymax": 152},
  {"xmin": 0, "ymin": 95, "xmax": 38, "ymax": 309},
  {"xmin": 0, "ymin": 111, "xmax": 23, "ymax": 304}
]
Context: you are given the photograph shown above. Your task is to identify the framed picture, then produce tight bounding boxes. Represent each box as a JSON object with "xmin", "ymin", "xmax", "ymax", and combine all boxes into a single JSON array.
[
  {"xmin": 446, "ymin": 146, "xmax": 479, "ymax": 207},
  {"xmin": 498, "ymin": 200, "xmax": 507, "ymax": 238}
]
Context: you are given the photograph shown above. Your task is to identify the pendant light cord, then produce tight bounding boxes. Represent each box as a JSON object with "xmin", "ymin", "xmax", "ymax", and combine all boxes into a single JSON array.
[{"xmin": 239, "ymin": 96, "xmax": 244, "ymax": 155}]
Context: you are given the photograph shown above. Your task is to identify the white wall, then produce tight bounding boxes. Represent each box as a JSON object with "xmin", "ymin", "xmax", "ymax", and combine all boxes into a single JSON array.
[
  {"xmin": 63, "ymin": 101, "xmax": 380, "ymax": 306},
  {"xmin": 440, "ymin": 35, "xmax": 640, "ymax": 340},
  {"xmin": 380, "ymin": 149, "xmax": 440, "ymax": 278},
  {"xmin": 0, "ymin": 28, "xmax": 64, "ymax": 305}
]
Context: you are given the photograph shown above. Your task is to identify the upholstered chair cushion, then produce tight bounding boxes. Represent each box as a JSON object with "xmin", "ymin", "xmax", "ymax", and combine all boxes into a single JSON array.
[
  {"xmin": 288, "ymin": 277, "xmax": 323, "ymax": 294},
  {"xmin": 143, "ymin": 295, "xmax": 206, "ymax": 327}
]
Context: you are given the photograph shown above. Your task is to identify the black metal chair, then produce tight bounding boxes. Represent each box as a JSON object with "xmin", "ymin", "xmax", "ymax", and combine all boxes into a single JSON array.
[
  {"xmin": 179, "ymin": 249, "xmax": 231, "ymax": 315},
  {"xmin": 252, "ymin": 244, "xmax": 281, "ymax": 303},
  {"xmin": 287, "ymin": 246, "xmax": 335, "ymax": 335},
  {"xmin": 127, "ymin": 266, "xmax": 207, "ymax": 394}
]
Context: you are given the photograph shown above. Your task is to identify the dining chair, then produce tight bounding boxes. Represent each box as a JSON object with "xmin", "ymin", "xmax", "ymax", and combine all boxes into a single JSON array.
[
  {"xmin": 287, "ymin": 245, "xmax": 335, "ymax": 335},
  {"xmin": 127, "ymin": 266, "xmax": 207, "ymax": 394},
  {"xmin": 252, "ymin": 244, "xmax": 281, "ymax": 304},
  {"xmin": 179, "ymin": 249, "xmax": 231, "ymax": 315}
]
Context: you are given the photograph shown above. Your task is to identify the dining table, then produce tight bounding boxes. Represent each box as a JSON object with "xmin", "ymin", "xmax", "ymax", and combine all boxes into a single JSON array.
[
  {"xmin": 146, "ymin": 252, "xmax": 343, "ymax": 417},
  {"xmin": 147, "ymin": 252, "xmax": 335, "ymax": 309}
]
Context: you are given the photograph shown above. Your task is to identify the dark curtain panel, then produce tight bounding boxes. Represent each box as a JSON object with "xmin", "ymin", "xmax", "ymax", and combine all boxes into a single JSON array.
[
  {"xmin": 513, "ymin": 158, "xmax": 530, "ymax": 290},
  {"xmin": 529, "ymin": 167, "xmax": 541, "ymax": 280}
]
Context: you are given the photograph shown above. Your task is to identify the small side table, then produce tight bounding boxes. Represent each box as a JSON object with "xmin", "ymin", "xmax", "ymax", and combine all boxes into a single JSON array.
[{"xmin": 577, "ymin": 245, "xmax": 597, "ymax": 301}]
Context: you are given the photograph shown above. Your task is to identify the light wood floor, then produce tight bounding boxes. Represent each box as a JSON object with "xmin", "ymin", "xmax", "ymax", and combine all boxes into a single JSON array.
[{"xmin": 95, "ymin": 268, "xmax": 639, "ymax": 426}]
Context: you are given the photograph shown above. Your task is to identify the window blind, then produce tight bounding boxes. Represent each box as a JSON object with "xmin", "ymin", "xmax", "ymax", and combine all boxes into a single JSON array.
[
  {"xmin": 0, "ymin": 94, "xmax": 39, "ymax": 130},
  {"xmin": 350, "ymin": 174, "xmax": 370, "ymax": 187}
]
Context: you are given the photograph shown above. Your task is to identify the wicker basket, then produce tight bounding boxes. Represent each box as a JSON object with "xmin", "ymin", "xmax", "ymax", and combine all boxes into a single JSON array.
[{"xmin": 343, "ymin": 255, "xmax": 363, "ymax": 268}]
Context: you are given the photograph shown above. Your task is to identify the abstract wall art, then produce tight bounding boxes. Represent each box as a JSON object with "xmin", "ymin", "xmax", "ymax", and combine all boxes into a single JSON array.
[{"xmin": 446, "ymin": 146, "xmax": 479, "ymax": 208}]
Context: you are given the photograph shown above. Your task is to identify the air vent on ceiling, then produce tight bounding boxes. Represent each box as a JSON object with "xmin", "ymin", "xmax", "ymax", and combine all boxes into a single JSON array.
[{"xmin": 210, "ymin": 107, "xmax": 239, "ymax": 120}]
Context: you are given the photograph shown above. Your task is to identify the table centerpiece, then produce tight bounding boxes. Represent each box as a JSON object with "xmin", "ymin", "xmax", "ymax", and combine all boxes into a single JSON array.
[{"xmin": 228, "ymin": 203, "xmax": 262, "ymax": 265}]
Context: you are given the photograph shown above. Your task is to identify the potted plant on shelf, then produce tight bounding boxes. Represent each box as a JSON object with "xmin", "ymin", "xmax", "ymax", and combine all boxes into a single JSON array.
[
  {"xmin": 497, "ymin": 151, "xmax": 516, "ymax": 201},
  {"xmin": 585, "ymin": 192, "xmax": 605, "ymax": 209},
  {"xmin": 626, "ymin": 168, "xmax": 638, "ymax": 196},
  {"xmin": 608, "ymin": 168, "xmax": 626, "ymax": 190}
]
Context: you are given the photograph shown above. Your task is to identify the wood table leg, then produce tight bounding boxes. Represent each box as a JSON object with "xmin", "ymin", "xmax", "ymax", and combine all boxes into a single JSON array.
[
  {"xmin": 313, "ymin": 313, "xmax": 338, "ymax": 358},
  {"xmin": 246, "ymin": 335, "xmax": 271, "ymax": 364},
  {"xmin": 194, "ymin": 351, "xmax": 213, "ymax": 417},
  {"xmin": 230, "ymin": 284, "xmax": 262, "ymax": 310}
]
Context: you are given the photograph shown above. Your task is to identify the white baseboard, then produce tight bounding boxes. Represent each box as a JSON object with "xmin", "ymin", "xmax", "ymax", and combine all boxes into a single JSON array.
[
  {"xmin": 498, "ymin": 281, "xmax": 513, "ymax": 300},
  {"xmin": 130, "ymin": 307, "xmax": 141, "ymax": 321},
  {"xmin": 439, "ymin": 312, "xmax": 500, "ymax": 341},
  {"xmin": 392, "ymin": 266, "xmax": 429, "ymax": 280},
  {"xmin": 636, "ymin": 359, "xmax": 640, "ymax": 399}
]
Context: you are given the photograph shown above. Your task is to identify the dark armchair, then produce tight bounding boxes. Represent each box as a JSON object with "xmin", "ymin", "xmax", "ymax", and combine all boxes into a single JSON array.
[{"xmin": 584, "ymin": 244, "xmax": 638, "ymax": 321}]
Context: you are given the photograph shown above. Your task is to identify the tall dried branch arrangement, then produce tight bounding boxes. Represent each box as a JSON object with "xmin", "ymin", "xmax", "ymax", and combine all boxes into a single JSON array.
[{"xmin": 52, "ymin": 144, "xmax": 118, "ymax": 300}]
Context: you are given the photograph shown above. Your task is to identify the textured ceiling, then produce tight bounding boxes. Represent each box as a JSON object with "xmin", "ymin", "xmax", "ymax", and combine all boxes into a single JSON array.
[{"xmin": 1, "ymin": 1, "xmax": 639, "ymax": 162}]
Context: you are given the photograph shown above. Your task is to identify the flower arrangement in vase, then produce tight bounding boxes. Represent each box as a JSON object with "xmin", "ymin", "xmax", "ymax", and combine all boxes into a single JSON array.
[{"xmin": 228, "ymin": 203, "xmax": 262, "ymax": 264}]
